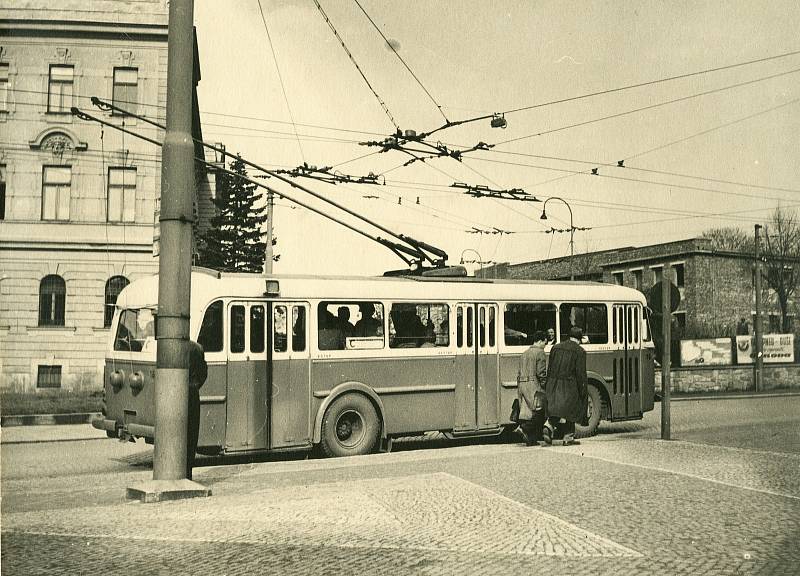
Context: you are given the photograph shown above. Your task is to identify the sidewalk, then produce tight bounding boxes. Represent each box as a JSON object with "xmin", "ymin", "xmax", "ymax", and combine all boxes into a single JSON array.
[{"xmin": 0, "ymin": 422, "xmax": 108, "ymax": 444}]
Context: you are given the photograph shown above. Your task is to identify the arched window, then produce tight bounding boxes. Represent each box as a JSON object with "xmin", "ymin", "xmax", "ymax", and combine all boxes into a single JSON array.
[
  {"xmin": 39, "ymin": 275, "xmax": 66, "ymax": 326},
  {"xmin": 104, "ymin": 275, "xmax": 129, "ymax": 328}
]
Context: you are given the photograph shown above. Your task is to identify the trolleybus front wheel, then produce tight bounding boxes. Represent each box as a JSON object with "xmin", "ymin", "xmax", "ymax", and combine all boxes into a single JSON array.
[
  {"xmin": 576, "ymin": 384, "xmax": 603, "ymax": 439},
  {"xmin": 320, "ymin": 394, "xmax": 380, "ymax": 457}
]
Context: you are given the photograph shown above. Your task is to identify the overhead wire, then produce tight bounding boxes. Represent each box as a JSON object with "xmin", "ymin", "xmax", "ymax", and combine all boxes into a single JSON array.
[
  {"xmin": 311, "ymin": 0, "xmax": 400, "ymax": 131},
  {"xmin": 352, "ymin": 0, "xmax": 449, "ymax": 123},
  {"xmin": 494, "ymin": 66, "xmax": 800, "ymax": 146},
  {"xmin": 255, "ymin": 0, "xmax": 305, "ymax": 161}
]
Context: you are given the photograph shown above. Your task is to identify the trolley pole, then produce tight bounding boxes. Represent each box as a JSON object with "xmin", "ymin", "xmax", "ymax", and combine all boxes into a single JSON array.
[
  {"xmin": 128, "ymin": 0, "xmax": 209, "ymax": 502},
  {"xmin": 660, "ymin": 265, "xmax": 672, "ymax": 440},
  {"xmin": 754, "ymin": 224, "xmax": 763, "ymax": 392},
  {"xmin": 264, "ymin": 190, "xmax": 274, "ymax": 274}
]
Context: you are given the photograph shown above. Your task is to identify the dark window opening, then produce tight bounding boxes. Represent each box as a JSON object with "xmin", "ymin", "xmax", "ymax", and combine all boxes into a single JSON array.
[
  {"xmin": 503, "ymin": 303, "xmax": 557, "ymax": 346},
  {"xmin": 39, "ymin": 274, "xmax": 66, "ymax": 326},
  {"xmin": 198, "ymin": 300, "xmax": 223, "ymax": 352},
  {"xmin": 389, "ymin": 303, "xmax": 449, "ymax": 349},
  {"xmin": 559, "ymin": 303, "xmax": 608, "ymax": 344},
  {"xmin": 104, "ymin": 275, "xmax": 129, "ymax": 328},
  {"xmin": 317, "ymin": 301, "xmax": 384, "ymax": 351},
  {"xmin": 250, "ymin": 305, "xmax": 265, "ymax": 353},
  {"xmin": 230, "ymin": 305, "xmax": 245, "ymax": 353},
  {"xmin": 37, "ymin": 365, "xmax": 61, "ymax": 388}
]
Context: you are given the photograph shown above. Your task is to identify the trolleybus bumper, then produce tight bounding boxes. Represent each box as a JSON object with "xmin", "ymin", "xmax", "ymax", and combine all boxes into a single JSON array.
[{"xmin": 92, "ymin": 418, "xmax": 155, "ymax": 440}]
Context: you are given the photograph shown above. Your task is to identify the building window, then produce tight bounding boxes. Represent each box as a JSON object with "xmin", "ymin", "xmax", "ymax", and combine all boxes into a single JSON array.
[
  {"xmin": 104, "ymin": 275, "xmax": 129, "ymax": 328},
  {"xmin": 112, "ymin": 67, "xmax": 138, "ymax": 114},
  {"xmin": 0, "ymin": 164, "xmax": 6, "ymax": 220},
  {"xmin": 107, "ymin": 167, "xmax": 136, "ymax": 222},
  {"xmin": 673, "ymin": 311, "xmax": 686, "ymax": 336},
  {"xmin": 632, "ymin": 269, "xmax": 643, "ymax": 291},
  {"xmin": 673, "ymin": 263, "xmax": 685, "ymax": 288},
  {"xmin": 39, "ymin": 275, "xmax": 66, "ymax": 326},
  {"xmin": 612, "ymin": 271, "xmax": 624, "ymax": 286},
  {"xmin": 0, "ymin": 63, "xmax": 9, "ymax": 112},
  {"xmin": 652, "ymin": 266, "xmax": 663, "ymax": 285},
  {"xmin": 42, "ymin": 166, "xmax": 71, "ymax": 221},
  {"xmin": 47, "ymin": 65, "xmax": 74, "ymax": 113},
  {"xmin": 37, "ymin": 365, "xmax": 62, "ymax": 389}
]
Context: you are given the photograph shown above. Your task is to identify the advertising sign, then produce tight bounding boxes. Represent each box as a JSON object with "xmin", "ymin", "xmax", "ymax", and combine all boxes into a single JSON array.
[
  {"xmin": 680, "ymin": 338, "xmax": 732, "ymax": 366},
  {"xmin": 736, "ymin": 334, "xmax": 794, "ymax": 364}
]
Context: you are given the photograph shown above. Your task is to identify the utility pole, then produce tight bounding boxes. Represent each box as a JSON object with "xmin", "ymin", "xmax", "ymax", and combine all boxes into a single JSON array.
[
  {"xmin": 661, "ymin": 264, "xmax": 672, "ymax": 440},
  {"xmin": 754, "ymin": 224, "xmax": 763, "ymax": 392},
  {"xmin": 128, "ymin": 0, "xmax": 209, "ymax": 502},
  {"xmin": 263, "ymin": 190, "xmax": 274, "ymax": 274}
]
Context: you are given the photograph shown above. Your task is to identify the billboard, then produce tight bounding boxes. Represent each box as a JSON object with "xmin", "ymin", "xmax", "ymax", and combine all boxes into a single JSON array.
[
  {"xmin": 680, "ymin": 338, "xmax": 732, "ymax": 366},
  {"xmin": 736, "ymin": 334, "xmax": 794, "ymax": 364}
]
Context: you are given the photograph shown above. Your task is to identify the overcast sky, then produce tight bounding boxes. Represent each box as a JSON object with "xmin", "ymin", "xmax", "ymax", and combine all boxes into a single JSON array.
[{"xmin": 192, "ymin": 1, "xmax": 800, "ymax": 276}]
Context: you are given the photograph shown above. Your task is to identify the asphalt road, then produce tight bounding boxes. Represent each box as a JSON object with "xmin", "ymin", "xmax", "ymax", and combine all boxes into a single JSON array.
[{"xmin": 2, "ymin": 396, "xmax": 799, "ymax": 575}]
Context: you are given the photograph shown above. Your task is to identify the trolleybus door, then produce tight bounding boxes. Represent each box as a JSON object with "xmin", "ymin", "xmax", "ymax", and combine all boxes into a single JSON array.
[
  {"xmin": 454, "ymin": 303, "xmax": 500, "ymax": 431},
  {"xmin": 225, "ymin": 301, "xmax": 270, "ymax": 452},
  {"xmin": 611, "ymin": 304, "xmax": 643, "ymax": 418},
  {"xmin": 268, "ymin": 302, "xmax": 311, "ymax": 449}
]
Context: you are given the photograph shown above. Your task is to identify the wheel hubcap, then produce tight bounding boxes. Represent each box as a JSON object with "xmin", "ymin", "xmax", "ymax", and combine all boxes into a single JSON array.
[{"xmin": 335, "ymin": 410, "xmax": 365, "ymax": 448}]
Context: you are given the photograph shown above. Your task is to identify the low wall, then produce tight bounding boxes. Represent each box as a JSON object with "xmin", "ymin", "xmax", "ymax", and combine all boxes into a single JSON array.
[{"xmin": 655, "ymin": 364, "xmax": 800, "ymax": 393}]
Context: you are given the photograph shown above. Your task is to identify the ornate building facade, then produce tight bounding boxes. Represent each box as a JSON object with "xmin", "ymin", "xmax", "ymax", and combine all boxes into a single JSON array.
[{"xmin": 0, "ymin": 1, "xmax": 215, "ymax": 392}]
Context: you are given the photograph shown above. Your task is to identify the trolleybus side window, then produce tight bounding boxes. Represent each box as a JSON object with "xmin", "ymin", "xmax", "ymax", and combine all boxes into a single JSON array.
[
  {"xmin": 198, "ymin": 300, "xmax": 223, "ymax": 352},
  {"xmin": 388, "ymin": 302, "xmax": 449, "ymax": 348},
  {"xmin": 274, "ymin": 305, "xmax": 288, "ymax": 352},
  {"xmin": 292, "ymin": 306, "xmax": 306, "ymax": 352},
  {"xmin": 230, "ymin": 305, "xmax": 246, "ymax": 353},
  {"xmin": 559, "ymin": 303, "xmax": 608, "ymax": 343},
  {"xmin": 456, "ymin": 307, "xmax": 463, "ymax": 347},
  {"xmin": 317, "ymin": 301, "xmax": 384, "ymax": 350},
  {"xmin": 250, "ymin": 305, "xmax": 265, "ymax": 353},
  {"xmin": 503, "ymin": 303, "xmax": 557, "ymax": 346}
]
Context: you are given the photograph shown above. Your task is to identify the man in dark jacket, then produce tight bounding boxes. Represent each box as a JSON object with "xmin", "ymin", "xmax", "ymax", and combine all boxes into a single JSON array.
[
  {"xmin": 187, "ymin": 340, "xmax": 208, "ymax": 480},
  {"xmin": 543, "ymin": 326, "xmax": 588, "ymax": 446}
]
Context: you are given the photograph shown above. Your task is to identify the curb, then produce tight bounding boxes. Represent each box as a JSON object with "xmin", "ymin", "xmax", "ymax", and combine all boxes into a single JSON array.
[
  {"xmin": 668, "ymin": 391, "xmax": 800, "ymax": 402},
  {"xmin": 1, "ymin": 412, "xmax": 101, "ymax": 427}
]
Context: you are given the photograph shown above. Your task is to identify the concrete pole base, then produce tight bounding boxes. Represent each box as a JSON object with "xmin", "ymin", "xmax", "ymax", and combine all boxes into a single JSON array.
[{"xmin": 126, "ymin": 479, "xmax": 211, "ymax": 503}]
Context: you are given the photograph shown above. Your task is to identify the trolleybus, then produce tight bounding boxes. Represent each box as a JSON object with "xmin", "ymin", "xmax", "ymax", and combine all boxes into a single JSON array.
[{"xmin": 94, "ymin": 268, "xmax": 655, "ymax": 457}]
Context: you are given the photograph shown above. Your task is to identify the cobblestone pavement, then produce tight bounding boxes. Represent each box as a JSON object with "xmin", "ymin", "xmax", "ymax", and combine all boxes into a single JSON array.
[{"xmin": 3, "ymin": 435, "xmax": 799, "ymax": 575}]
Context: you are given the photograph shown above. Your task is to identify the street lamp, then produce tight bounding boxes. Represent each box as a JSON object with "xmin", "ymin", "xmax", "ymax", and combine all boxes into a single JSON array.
[
  {"xmin": 460, "ymin": 248, "xmax": 484, "ymax": 278},
  {"xmin": 540, "ymin": 196, "xmax": 575, "ymax": 281}
]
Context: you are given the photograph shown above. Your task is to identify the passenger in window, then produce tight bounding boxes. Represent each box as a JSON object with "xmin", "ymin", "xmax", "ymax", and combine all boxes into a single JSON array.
[
  {"xmin": 355, "ymin": 303, "xmax": 381, "ymax": 337},
  {"xmin": 318, "ymin": 309, "xmax": 344, "ymax": 350},
  {"xmin": 337, "ymin": 306, "xmax": 355, "ymax": 340},
  {"xmin": 423, "ymin": 318, "xmax": 436, "ymax": 346},
  {"xmin": 546, "ymin": 328, "xmax": 556, "ymax": 345}
]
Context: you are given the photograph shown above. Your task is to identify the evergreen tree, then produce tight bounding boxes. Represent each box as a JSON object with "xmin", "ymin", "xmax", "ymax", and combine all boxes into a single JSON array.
[{"xmin": 198, "ymin": 155, "xmax": 274, "ymax": 272}]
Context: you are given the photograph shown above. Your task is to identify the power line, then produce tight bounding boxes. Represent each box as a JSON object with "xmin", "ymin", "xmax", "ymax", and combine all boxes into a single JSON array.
[
  {"xmin": 352, "ymin": 0, "xmax": 449, "ymax": 123},
  {"xmin": 504, "ymin": 48, "xmax": 800, "ymax": 115},
  {"xmin": 495, "ymin": 66, "xmax": 800, "ymax": 146},
  {"xmin": 311, "ymin": 0, "xmax": 400, "ymax": 131},
  {"xmin": 255, "ymin": 0, "xmax": 305, "ymax": 161}
]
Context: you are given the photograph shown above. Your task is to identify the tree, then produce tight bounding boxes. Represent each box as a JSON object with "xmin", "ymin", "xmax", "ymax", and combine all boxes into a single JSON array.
[
  {"xmin": 198, "ymin": 156, "xmax": 274, "ymax": 272},
  {"xmin": 762, "ymin": 208, "xmax": 800, "ymax": 333},
  {"xmin": 701, "ymin": 226, "xmax": 750, "ymax": 252}
]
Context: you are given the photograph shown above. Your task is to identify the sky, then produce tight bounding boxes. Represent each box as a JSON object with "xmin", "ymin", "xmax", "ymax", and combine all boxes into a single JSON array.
[{"xmin": 191, "ymin": 1, "xmax": 800, "ymax": 276}]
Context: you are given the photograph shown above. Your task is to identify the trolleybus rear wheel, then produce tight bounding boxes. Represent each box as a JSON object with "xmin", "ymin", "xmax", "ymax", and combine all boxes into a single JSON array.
[
  {"xmin": 576, "ymin": 384, "xmax": 602, "ymax": 438},
  {"xmin": 320, "ymin": 394, "xmax": 380, "ymax": 457}
]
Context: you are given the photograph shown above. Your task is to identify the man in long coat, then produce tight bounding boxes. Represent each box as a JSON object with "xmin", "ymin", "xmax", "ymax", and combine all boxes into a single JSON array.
[
  {"xmin": 544, "ymin": 325, "xmax": 588, "ymax": 446},
  {"xmin": 187, "ymin": 340, "xmax": 208, "ymax": 480}
]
